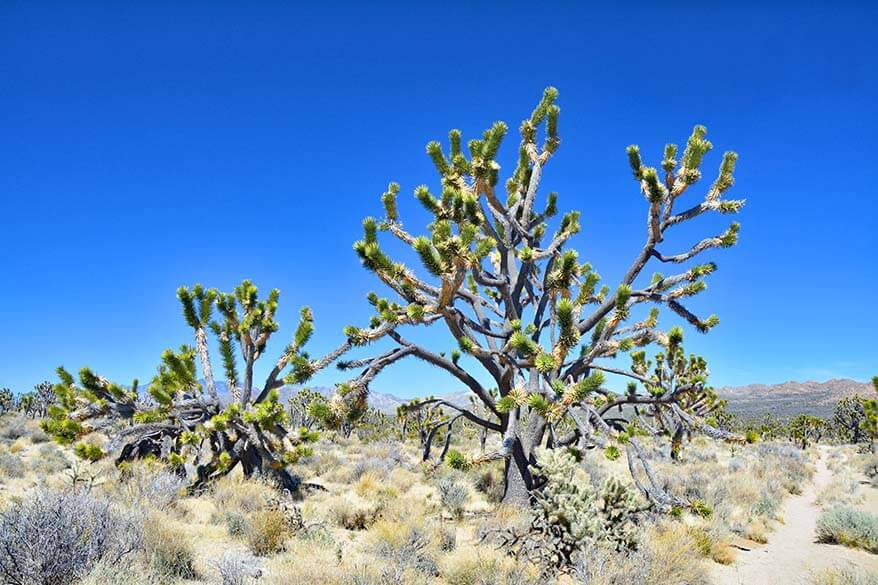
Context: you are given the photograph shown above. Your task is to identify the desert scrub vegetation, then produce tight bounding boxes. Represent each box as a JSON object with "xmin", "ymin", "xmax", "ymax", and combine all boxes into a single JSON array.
[
  {"xmin": 816, "ymin": 505, "xmax": 878, "ymax": 554},
  {"xmin": 810, "ymin": 566, "xmax": 878, "ymax": 585},
  {"xmin": 0, "ymin": 489, "xmax": 142, "ymax": 585}
]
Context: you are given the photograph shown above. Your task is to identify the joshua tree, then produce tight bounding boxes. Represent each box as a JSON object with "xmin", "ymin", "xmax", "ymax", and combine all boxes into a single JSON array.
[
  {"xmin": 33, "ymin": 380, "xmax": 56, "ymax": 418},
  {"xmin": 833, "ymin": 395, "xmax": 867, "ymax": 444},
  {"xmin": 42, "ymin": 281, "xmax": 320, "ymax": 491},
  {"xmin": 862, "ymin": 376, "xmax": 878, "ymax": 452},
  {"xmin": 789, "ymin": 414, "xmax": 826, "ymax": 449},
  {"xmin": 0, "ymin": 388, "xmax": 13, "ymax": 415},
  {"xmin": 293, "ymin": 88, "xmax": 746, "ymax": 505},
  {"xmin": 17, "ymin": 392, "xmax": 37, "ymax": 418},
  {"xmin": 287, "ymin": 388, "xmax": 324, "ymax": 430}
]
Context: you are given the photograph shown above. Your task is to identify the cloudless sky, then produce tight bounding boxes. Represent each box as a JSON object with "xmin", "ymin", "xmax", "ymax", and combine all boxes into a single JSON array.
[{"xmin": 1, "ymin": 1, "xmax": 876, "ymax": 397}]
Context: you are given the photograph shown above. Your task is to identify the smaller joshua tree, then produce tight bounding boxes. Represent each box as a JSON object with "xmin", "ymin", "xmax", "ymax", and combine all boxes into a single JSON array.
[
  {"xmin": 623, "ymin": 332, "xmax": 729, "ymax": 461},
  {"xmin": 789, "ymin": 414, "xmax": 826, "ymax": 449},
  {"xmin": 862, "ymin": 376, "xmax": 878, "ymax": 452},
  {"xmin": 834, "ymin": 395, "xmax": 867, "ymax": 444},
  {"xmin": 42, "ymin": 281, "xmax": 324, "ymax": 491},
  {"xmin": 0, "ymin": 388, "xmax": 13, "ymax": 415}
]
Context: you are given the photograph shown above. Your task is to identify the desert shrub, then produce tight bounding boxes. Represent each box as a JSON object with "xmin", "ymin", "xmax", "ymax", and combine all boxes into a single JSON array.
[
  {"xmin": 114, "ymin": 463, "xmax": 186, "ymax": 510},
  {"xmin": 225, "ymin": 510, "xmax": 249, "ymax": 536},
  {"xmin": 865, "ymin": 455, "xmax": 878, "ymax": 485},
  {"xmin": 211, "ymin": 550, "xmax": 263, "ymax": 585},
  {"xmin": 810, "ymin": 566, "xmax": 878, "ymax": 585},
  {"xmin": 0, "ymin": 415, "xmax": 30, "ymax": 441},
  {"xmin": 368, "ymin": 519, "xmax": 438, "ymax": 576},
  {"xmin": 247, "ymin": 508, "xmax": 292, "ymax": 555},
  {"xmin": 440, "ymin": 546, "xmax": 540, "ymax": 585},
  {"xmin": 573, "ymin": 523, "xmax": 710, "ymax": 585},
  {"xmin": 438, "ymin": 478, "xmax": 470, "ymax": 519},
  {"xmin": 431, "ymin": 523, "xmax": 457, "ymax": 551},
  {"xmin": 327, "ymin": 495, "xmax": 381, "ymax": 530},
  {"xmin": 80, "ymin": 561, "xmax": 160, "ymax": 585},
  {"xmin": 0, "ymin": 452, "xmax": 24, "ymax": 478},
  {"xmin": 349, "ymin": 455, "xmax": 396, "ymax": 482},
  {"xmin": 30, "ymin": 443, "xmax": 71, "ymax": 474},
  {"xmin": 816, "ymin": 506, "xmax": 878, "ymax": 553},
  {"xmin": 142, "ymin": 513, "xmax": 197, "ymax": 579},
  {"xmin": 0, "ymin": 489, "xmax": 142, "ymax": 585},
  {"xmin": 473, "ymin": 466, "xmax": 504, "ymax": 503},
  {"xmin": 212, "ymin": 473, "xmax": 278, "ymax": 513}
]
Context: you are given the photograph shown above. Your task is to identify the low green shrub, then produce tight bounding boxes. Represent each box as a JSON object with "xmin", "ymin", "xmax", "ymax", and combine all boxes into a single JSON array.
[{"xmin": 816, "ymin": 506, "xmax": 878, "ymax": 553}]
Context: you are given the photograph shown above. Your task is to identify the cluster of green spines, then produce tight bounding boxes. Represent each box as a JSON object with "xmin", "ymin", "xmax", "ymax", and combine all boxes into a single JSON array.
[
  {"xmin": 527, "ymin": 448, "xmax": 640, "ymax": 566},
  {"xmin": 679, "ymin": 125, "xmax": 713, "ymax": 184},
  {"xmin": 148, "ymin": 346, "xmax": 199, "ymax": 405},
  {"xmin": 74, "ymin": 442, "xmax": 105, "ymax": 462},
  {"xmin": 177, "ymin": 284, "xmax": 217, "ymax": 329},
  {"xmin": 242, "ymin": 389, "xmax": 288, "ymax": 428},
  {"xmin": 444, "ymin": 448, "xmax": 470, "ymax": 471}
]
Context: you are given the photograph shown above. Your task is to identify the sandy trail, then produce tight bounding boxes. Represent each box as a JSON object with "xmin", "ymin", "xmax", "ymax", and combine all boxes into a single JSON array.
[{"xmin": 711, "ymin": 447, "xmax": 878, "ymax": 585}]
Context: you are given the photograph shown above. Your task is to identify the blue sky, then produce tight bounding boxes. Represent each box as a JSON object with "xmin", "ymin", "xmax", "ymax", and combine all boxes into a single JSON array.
[{"xmin": 1, "ymin": 1, "xmax": 876, "ymax": 397}]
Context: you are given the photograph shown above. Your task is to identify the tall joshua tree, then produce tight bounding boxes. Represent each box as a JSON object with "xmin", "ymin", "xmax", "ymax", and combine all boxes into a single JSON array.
[
  {"xmin": 291, "ymin": 88, "xmax": 746, "ymax": 505},
  {"xmin": 42, "ymin": 281, "xmax": 319, "ymax": 491}
]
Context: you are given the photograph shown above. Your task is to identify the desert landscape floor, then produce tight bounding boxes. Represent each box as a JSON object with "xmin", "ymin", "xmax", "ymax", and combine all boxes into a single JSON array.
[{"xmin": 711, "ymin": 446, "xmax": 878, "ymax": 585}]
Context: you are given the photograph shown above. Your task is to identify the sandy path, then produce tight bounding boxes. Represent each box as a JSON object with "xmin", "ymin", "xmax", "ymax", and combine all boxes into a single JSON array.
[{"xmin": 711, "ymin": 447, "xmax": 878, "ymax": 585}]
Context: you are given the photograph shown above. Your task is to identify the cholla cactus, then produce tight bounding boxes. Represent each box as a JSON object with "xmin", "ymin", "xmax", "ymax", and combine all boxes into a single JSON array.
[
  {"xmin": 41, "ymin": 280, "xmax": 322, "ymax": 491},
  {"xmin": 309, "ymin": 87, "xmax": 748, "ymax": 504},
  {"xmin": 498, "ymin": 448, "xmax": 641, "ymax": 574}
]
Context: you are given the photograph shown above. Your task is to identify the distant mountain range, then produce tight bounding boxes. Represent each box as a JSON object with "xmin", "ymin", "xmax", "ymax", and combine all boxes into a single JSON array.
[
  {"xmin": 715, "ymin": 378, "xmax": 874, "ymax": 419},
  {"xmin": 215, "ymin": 378, "xmax": 874, "ymax": 419}
]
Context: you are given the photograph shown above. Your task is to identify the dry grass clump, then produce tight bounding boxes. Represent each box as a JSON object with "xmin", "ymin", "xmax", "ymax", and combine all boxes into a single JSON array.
[
  {"xmin": 438, "ymin": 477, "xmax": 470, "ymax": 519},
  {"xmin": 816, "ymin": 505, "xmax": 878, "ymax": 553},
  {"xmin": 262, "ymin": 538, "xmax": 344, "ymax": 585},
  {"xmin": 246, "ymin": 508, "xmax": 293, "ymax": 555},
  {"xmin": 439, "ymin": 545, "xmax": 540, "ymax": 585},
  {"xmin": 325, "ymin": 493, "xmax": 383, "ymax": 530},
  {"xmin": 810, "ymin": 565, "xmax": 878, "ymax": 585},
  {"xmin": 573, "ymin": 522, "xmax": 711, "ymax": 585},
  {"xmin": 142, "ymin": 511, "xmax": 198, "ymax": 580},
  {"xmin": 29, "ymin": 442, "xmax": 71, "ymax": 474},
  {"xmin": 109, "ymin": 461, "xmax": 187, "ymax": 511},
  {"xmin": 355, "ymin": 470, "xmax": 399, "ymax": 498},
  {"xmin": 211, "ymin": 472, "xmax": 279, "ymax": 514},
  {"xmin": 817, "ymin": 474, "xmax": 865, "ymax": 507},
  {"xmin": 0, "ymin": 452, "xmax": 24, "ymax": 478}
]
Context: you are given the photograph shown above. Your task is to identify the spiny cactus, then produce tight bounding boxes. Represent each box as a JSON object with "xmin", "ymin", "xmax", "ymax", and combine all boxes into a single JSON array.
[{"xmin": 493, "ymin": 448, "xmax": 642, "ymax": 575}]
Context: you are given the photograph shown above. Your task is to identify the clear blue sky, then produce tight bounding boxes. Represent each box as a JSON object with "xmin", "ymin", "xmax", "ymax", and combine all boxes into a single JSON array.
[{"xmin": 1, "ymin": 1, "xmax": 876, "ymax": 396}]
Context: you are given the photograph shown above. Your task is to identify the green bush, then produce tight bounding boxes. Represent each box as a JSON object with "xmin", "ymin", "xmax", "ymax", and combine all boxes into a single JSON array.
[{"xmin": 816, "ymin": 506, "xmax": 878, "ymax": 553}]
